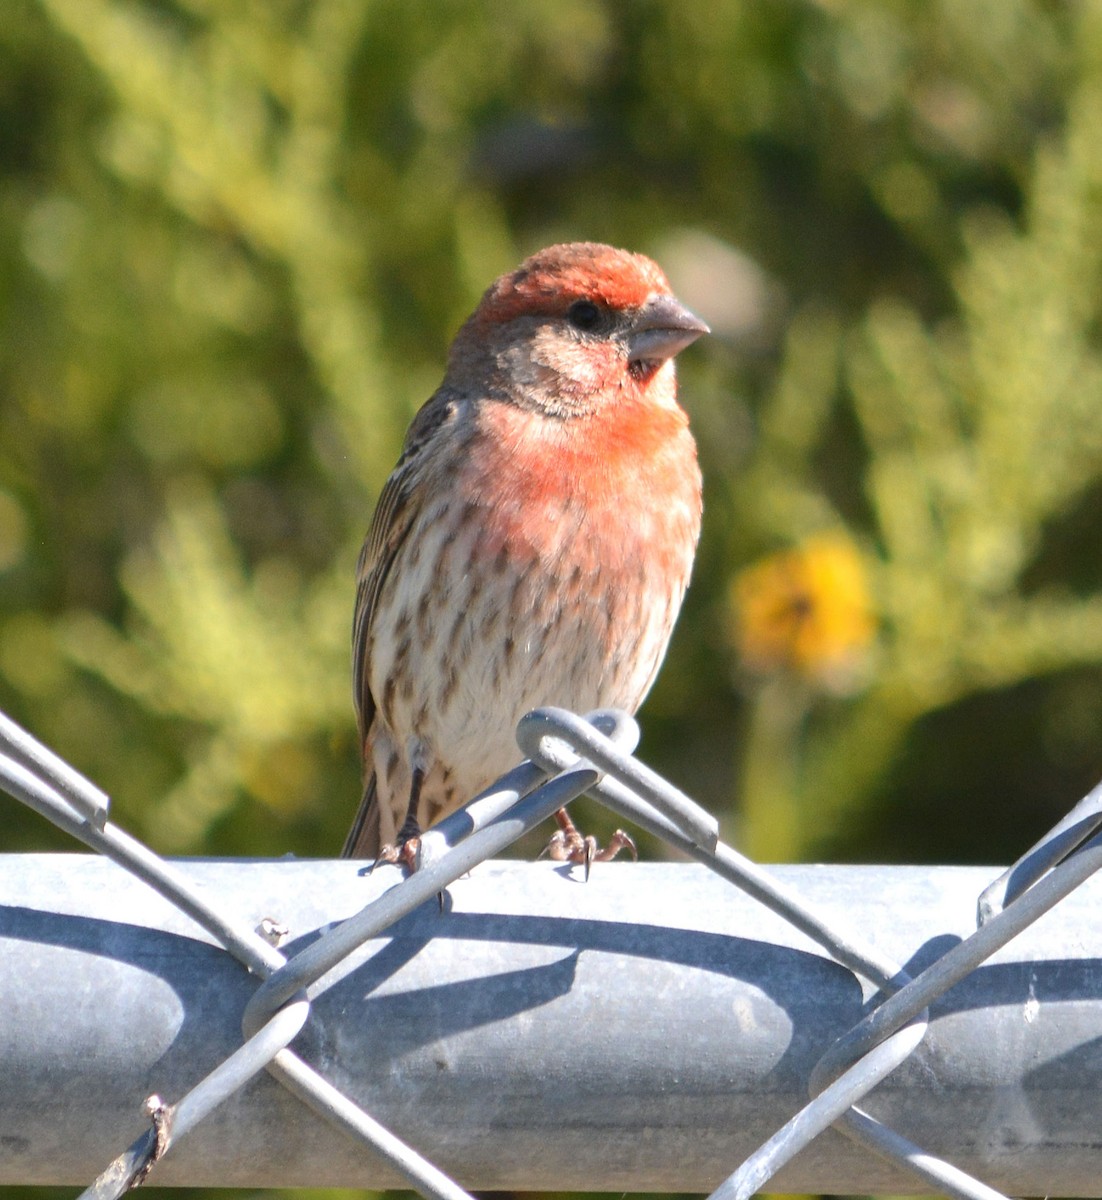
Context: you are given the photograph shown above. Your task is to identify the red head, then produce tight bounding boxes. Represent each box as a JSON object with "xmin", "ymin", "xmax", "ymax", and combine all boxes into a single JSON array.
[{"xmin": 447, "ymin": 242, "xmax": 708, "ymax": 417}]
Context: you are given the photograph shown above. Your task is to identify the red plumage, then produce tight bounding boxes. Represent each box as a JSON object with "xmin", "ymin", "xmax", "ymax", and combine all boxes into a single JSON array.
[{"xmin": 343, "ymin": 242, "xmax": 706, "ymax": 861}]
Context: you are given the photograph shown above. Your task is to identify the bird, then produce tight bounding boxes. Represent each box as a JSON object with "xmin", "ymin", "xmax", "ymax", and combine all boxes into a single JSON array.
[{"xmin": 342, "ymin": 241, "xmax": 706, "ymax": 869}]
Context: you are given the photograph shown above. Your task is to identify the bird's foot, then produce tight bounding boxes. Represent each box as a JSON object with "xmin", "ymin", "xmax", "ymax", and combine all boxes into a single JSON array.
[
  {"xmin": 370, "ymin": 782, "xmax": 425, "ymax": 873},
  {"xmin": 543, "ymin": 808, "xmax": 637, "ymax": 880},
  {"xmin": 372, "ymin": 832, "xmax": 421, "ymax": 873}
]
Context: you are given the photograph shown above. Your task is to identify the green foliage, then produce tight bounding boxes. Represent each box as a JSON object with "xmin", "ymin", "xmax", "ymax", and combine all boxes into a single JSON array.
[
  {"xmin": 4, "ymin": 3, "xmax": 1102, "ymax": 1200},
  {"xmin": 3, "ymin": 0, "xmax": 1102, "ymax": 869}
]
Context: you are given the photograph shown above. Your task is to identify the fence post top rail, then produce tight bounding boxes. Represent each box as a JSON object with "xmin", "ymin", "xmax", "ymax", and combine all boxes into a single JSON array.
[{"xmin": 3, "ymin": 705, "xmax": 1102, "ymax": 1200}]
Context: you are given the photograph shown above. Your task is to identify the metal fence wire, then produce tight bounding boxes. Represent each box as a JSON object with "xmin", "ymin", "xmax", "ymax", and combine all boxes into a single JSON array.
[{"xmin": 2, "ymin": 703, "xmax": 1102, "ymax": 1199}]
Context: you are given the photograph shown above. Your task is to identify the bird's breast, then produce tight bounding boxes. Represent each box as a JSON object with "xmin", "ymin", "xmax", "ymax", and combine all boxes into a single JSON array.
[
  {"xmin": 464, "ymin": 394, "xmax": 702, "ymax": 581},
  {"xmin": 366, "ymin": 392, "xmax": 701, "ymax": 814}
]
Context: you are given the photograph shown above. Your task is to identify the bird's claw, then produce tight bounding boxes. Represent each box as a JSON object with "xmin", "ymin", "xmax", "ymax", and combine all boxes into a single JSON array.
[
  {"xmin": 544, "ymin": 818, "xmax": 637, "ymax": 880},
  {"xmin": 371, "ymin": 835, "xmax": 421, "ymax": 874}
]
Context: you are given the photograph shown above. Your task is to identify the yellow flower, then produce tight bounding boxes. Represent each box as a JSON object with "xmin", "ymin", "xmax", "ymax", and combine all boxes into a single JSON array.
[{"xmin": 731, "ymin": 535, "xmax": 876, "ymax": 688}]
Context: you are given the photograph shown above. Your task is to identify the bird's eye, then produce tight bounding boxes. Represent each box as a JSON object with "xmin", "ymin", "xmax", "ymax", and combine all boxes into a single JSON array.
[{"xmin": 567, "ymin": 299, "xmax": 602, "ymax": 331}]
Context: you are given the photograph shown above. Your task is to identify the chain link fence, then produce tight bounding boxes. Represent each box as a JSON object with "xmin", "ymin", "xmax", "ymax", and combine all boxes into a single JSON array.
[{"xmin": 2, "ymin": 704, "xmax": 1101, "ymax": 1198}]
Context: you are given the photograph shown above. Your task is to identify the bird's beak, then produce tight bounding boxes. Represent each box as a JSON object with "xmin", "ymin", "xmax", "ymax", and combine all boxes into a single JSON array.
[{"xmin": 626, "ymin": 294, "xmax": 710, "ymax": 364}]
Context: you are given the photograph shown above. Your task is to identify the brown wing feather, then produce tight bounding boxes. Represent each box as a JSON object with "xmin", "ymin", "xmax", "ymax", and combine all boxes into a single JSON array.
[
  {"xmin": 340, "ymin": 771, "xmax": 381, "ymax": 858},
  {"xmin": 341, "ymin": 391, "xmax": 460, "ymax": 858}
]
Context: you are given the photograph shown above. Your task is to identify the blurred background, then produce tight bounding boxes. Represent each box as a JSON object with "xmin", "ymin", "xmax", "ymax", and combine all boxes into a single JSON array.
[{"xmin": 3, "ymin": 0, "xmax": 1102, "ymax": 1197}]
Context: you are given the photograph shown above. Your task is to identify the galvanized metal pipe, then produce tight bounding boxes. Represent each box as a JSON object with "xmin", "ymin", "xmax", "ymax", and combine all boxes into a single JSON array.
[{"xmin": 2, "ymin": 854, "xmax": 1101, "ymax": 1195}]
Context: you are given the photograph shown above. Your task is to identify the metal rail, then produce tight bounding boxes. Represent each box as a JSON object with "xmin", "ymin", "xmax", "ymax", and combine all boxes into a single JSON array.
[{"xmin": 1, "ymin": 706, "xmax": 1101, "ymax": 1197}]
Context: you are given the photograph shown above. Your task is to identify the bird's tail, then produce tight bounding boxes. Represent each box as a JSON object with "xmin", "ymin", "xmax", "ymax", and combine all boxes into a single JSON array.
[{"xmin": 341, "ymin": 772, "xmax": 381, "ymax": 859}]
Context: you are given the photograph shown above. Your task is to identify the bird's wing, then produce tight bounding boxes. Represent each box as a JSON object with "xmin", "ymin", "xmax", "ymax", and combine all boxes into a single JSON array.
[
  {"xmin": 343, "ymin": 391, "xmax": 460, "ymax": 859},
  {"xmin": 340, "ymin": 770, "xmax": 381, "ymax": 859},
  {"xmin": 351, "ymin": 390, "xmax": 460, "ymax": 746}
]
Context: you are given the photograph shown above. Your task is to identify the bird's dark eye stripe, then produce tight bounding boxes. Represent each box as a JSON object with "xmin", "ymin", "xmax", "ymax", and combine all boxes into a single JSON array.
[{"xmin": 567, "ymin": 299, "xmax": 601, "ymax": 330}]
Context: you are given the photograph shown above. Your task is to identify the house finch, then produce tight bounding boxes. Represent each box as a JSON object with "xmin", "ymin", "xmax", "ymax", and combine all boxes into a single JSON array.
[{"xmin": 342, "ymin": 241, "xmax": 706, "ymax": 867}]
